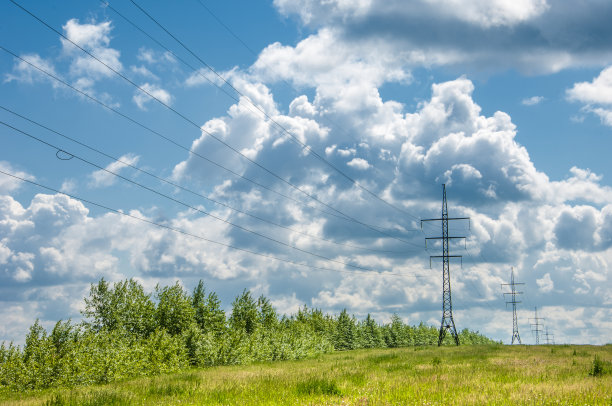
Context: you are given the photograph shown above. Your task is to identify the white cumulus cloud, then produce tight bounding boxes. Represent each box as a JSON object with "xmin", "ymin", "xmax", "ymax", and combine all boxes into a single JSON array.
[
  {"xmin": 61, "ymin": 19, "xmax": 123, "ymax": 79},
  {"xmin": 347, "ymin": 157, "xmax": 371, "ymax": 170},
  {"xmin": 0, "ymin": 162, "xmax": 34, "ymax": 193},
  {"xmin": 567, "ymin": 66, "xmax": 612, "ymax": 127},
  {"xmin": 133, "ymin": 83, "xmax": 173, "ymax": 110},
  {"xmin": 89, "ymin": 154, "xmax": 140, "ymax": 188}
]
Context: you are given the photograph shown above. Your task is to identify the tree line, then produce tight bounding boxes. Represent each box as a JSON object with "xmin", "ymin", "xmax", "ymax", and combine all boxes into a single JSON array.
[{"xmin": 0, "ymin": 278, "xmax": 496, "ymax": 390}]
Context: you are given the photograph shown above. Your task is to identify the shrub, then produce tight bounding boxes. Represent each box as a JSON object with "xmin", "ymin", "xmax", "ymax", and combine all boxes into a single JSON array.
[
  {"xmin": 589, "ymin": 355, "xmax": 608, "ymax": 377},
  {"xmin": 0, "ymin": 278, "xmax": 497, "ymax": 392}
]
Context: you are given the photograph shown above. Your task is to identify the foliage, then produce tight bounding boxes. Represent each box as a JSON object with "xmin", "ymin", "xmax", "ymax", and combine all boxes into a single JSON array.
[
  {"xmin": 228, "ymin": 289, "xmax": 259, "ymax": 335},
  {"xmin": 589, "ymin": 355, "xmax": 610, "ymax": 377},
  {"xmin": 82, "ymin": 278, "xmax": 156, "ymax": 338},
  {"xmin": 0, "ymin": 278, "xmax": 497, "ymax": 392},
  {"xmin": 4, "ymin": 345, "xmax": 611, "ymax": 405},
  {"xmin": 192, "ymin": 282, "xmax": 226, "ymax": 336},
  {"xmin": 359, "ymin": 314, "xmax": 384, "ymax": 349},
  {"xmin": 155, "ymin": 282, "xmax": 195, "ymax": 336},
  {"xmin": 334, "ymin": 309, "xmax": 355, "ymax": 350}
]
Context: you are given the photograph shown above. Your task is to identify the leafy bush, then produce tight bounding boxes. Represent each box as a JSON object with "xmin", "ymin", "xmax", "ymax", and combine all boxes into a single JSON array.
[
  {"xmin": 0, "ymin": 277, "xmax": 496, "ymax": 391},
  {"xmin": 589, "ymin": 355, "xmax": 609, "ymax": 377}
]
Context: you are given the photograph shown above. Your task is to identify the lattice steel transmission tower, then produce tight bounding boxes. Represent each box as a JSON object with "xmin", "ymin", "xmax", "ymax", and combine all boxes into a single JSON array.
[
  {"xmin": 501, "ymin": 267, "xmax": 524, "ymax": 344},
  {"xmin": 421, "ymin": 184, "xmax": 469, "ymax": 346},
  {"xmin": 544, "ymin": 326, "xmax": 555, "ymax": 345},
  {"xmin": 529, "ymin": 307, "xmax": 544, "ymax": 345}
]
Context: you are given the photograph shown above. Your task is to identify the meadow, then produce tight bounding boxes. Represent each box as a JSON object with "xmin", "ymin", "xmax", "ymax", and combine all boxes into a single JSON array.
[{"xmin": 1, "ymin": 344, "xmax": 610, "ymax": 405}]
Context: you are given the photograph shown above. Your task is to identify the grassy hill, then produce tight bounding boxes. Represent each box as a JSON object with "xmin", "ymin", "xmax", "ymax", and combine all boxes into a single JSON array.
[{"xmin": 1, "ymin": 344, "xmax": 610, "ymax": 405}]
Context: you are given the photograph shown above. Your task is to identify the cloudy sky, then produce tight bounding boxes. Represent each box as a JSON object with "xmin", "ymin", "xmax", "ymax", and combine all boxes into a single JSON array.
[{"xmin": 1, "ymin": 0, "xmax": 612, "ymax": 345}]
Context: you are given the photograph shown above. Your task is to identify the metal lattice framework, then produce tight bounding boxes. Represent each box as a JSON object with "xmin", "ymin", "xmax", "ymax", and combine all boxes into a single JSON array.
[
  {"xmin": 422, "ymin": 184, "xmax": 469, "ymax": 346},
  {"xmin": 502, "ymin": 267, "xmax": 524, "ymax": 344},
  {"xmin": 544, "ymin": 326, "xmax": 555, "ymax": 345},
  {"xmin": 529, "ymin": 307, "xmax": 545, "ymax": 345}
]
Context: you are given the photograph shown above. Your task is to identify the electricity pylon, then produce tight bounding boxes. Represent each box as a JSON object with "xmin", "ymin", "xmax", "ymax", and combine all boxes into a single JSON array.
[
  {"xmin": 544, "ymin": 326, "xmax": 555, "ymax": 345},
  {"xmin": 501, "ymin": 267, "xmax": 524, "ymax": 344},
  {"xmin": 421, "ymin": 184, "xmax": 469, "ymax": 346},
  {"xmin": 529, "ymin": 307, "xmax": 544, "ymax": 345}
]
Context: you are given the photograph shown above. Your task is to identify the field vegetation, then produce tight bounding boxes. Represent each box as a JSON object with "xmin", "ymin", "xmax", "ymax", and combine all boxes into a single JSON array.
[
  {"xmin": 0, "ymin": 279, "xmax": 493, "ymax": 392},
  {"xmin": 1, "ymin": 344, "xmax": 610, "ymax": 405}
]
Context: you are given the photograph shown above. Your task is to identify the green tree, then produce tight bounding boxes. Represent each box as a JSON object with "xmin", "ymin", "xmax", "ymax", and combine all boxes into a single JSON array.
[
  {"xmin": 192, "ymin": 280, "xmax": 207, "ymax": 327},
  {"xmin": 334, "ymin": 309, "xmax": 355, "ymax": 350},
  {"xmin": 257, "ymin": 295, "xmax": 277, "ymax": 330},
  {"xmin": 360, "ymin": 314, "xmax": 384, "ymax": 348},
  {"xmin": 229, "ymin": 289, "xmax": 259, "ymax": 335},
  {"xmin": 22, "ymin": 319, "xmax": 55, "ymax": 388},
  {"xmin": 50, "ymin": 319, "xmax": 77, "ymax": 359},
  {"xmin": 82, "ymin": 278, "xmax": 156, "ymax": 337},
  {"xmin": 155, "ymin": 281, "xmax": 196, "ymax": 336},
  {"xmin": 192, "ymin": 281, "xmax": 226, "ymax": 335}
]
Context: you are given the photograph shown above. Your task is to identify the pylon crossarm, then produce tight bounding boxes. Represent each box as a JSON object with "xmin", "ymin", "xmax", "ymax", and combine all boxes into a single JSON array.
[
  {"xmin": 429, "ymin": 255, "xmax": 462, "ymax": 268},
  {"xmin": 425, "ymin": 236, "xmax": 466, "ymax": 248},
  {"xmin": 502, "ymin": 268, "xmax": 524, "ymax": 345},
  {"xmin": 422, "ymin": 185, "xmax": 468, "ymax": 347}
]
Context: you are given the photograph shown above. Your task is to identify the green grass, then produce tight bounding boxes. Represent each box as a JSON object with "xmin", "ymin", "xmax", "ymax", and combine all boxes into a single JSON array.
[{"xmin": 1, "ymin": 344, "xmax": 611, "ymax": 405}]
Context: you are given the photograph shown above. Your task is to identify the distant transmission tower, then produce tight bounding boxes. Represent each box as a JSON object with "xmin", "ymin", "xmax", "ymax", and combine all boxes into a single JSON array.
[
  {"xmin": 529, "ymin": 307, "xmax": 544, "ymax": 345},
  {"xmin": 544, "ymin": 326, "xmax": 555, "ymax": 345},
  {"xmin": 422, "ymin": 184, "xmax": 469, "ymax": 346},
  {"xmin": 501, "ymin": 267, "xmax": 524, "ymax": 344}
]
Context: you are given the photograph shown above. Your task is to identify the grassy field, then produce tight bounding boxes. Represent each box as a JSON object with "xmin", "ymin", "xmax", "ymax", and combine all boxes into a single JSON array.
[{"xmin": 1, "ymin": 344, "xmax": 610, "ymax": 405}]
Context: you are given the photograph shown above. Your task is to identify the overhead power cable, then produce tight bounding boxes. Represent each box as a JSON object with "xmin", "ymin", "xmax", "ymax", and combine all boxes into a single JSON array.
[
  {"xmin": 1, "ymin": 120, "xmax": 415, "ymax": 273},
  {"xmin": 192, "ymin": 0, "xmax": 404, "ymax": 188},
  {"xmin": 0, "ymin": 46, "xmax": 321, "ymax": 214},
  {"xmin": 193, "ymin": 0, "xmax": 259, "ymax": 57},
  {"xmin": 6, "ymin": 1, "xmax": 424, "ymax": 248},
  {"xmin": 191, "ymin": 0, "xmax": 415, "ymax": 216},
  {"xmin": 107, "ymin": 0, "xmax": 427, "ymax": 234},
  {"xmin": 126, "ymin": 0, "xmax": 423, "ymax": 223},
  {"xmin": 0, "ymin": 46, "xmax": 416, "ymax": 245},
  {"xmin": 7, "ymin": 0, "xmax": 345, "ymax": 221},
  {"xmin": 0, "ymin": 104, "xmax": 410, "ymax": 255},
  {"xmin": 0, "ymin": 168, "xmax": 424, "ymax": 278}
]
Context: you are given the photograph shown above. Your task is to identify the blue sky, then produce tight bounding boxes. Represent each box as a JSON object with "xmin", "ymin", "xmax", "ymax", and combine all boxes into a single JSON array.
[{"xmin": 1, "ymin": 0, "xmax": 612, "ymax": 345}]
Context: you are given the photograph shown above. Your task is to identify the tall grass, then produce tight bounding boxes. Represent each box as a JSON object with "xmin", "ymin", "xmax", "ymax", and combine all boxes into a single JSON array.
[{"xmin": 2, "ymin": 344, "xmax": 610, "ymax": 405}]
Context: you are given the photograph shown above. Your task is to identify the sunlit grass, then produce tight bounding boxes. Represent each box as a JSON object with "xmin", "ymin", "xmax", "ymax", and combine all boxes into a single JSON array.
[{"xmin": 1, "ymin": 344, "xmax": 610, "ymax": 405}]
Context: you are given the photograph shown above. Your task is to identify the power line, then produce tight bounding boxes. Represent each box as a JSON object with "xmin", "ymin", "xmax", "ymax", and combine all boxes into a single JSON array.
[
  {"xmin": 462, "ymin": 233, "xmax": 537, "ymax": 340},
  {"xmin": 123, "ymin": 0, "xmax": 425, "ymax": 223},
  {"xmin": 0, "ymin": 168, "xmax": 423, "ymax": 278},
  {"xmin": 2, "ymin": 119, "xmax": 422, "ymax": 274},
  {"xmin": 422, "ymin": 210, "xmax": 492, "ymax": 308},
  {"xmin": 501, "ymin": 267, "xmax": 524, "ymax": 344},
  {"xmin": 9, "ymin": 0, "xmax": 375, "ymax": 233},
  {"xmin": 0, "ymin": 45, "xmax": 305, "ymax": 211},
  {"xmin": 421, "ymin": 184, "xmax": 469, "ymax": 346},
  {"xmin": 0, "ymin": 46, "xmax": 420, "ymax": 247},
  {"xmin": 105, "ymin": 0, "xmax": 428, "ymax": 237},
  {"xmin": 1, "ymin": 1, "xmax": 423, "ymax": 250},
  {"xmin": 193, "ymin": 0, "xmax": 259, "ymax": 57},
  {"xmin": 0, "ymin": 104, "xmax": 411, "ymax": 255},
  {"xmin": 190, "ymin": 0, "xmax": 401, "ymax": 194}
]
